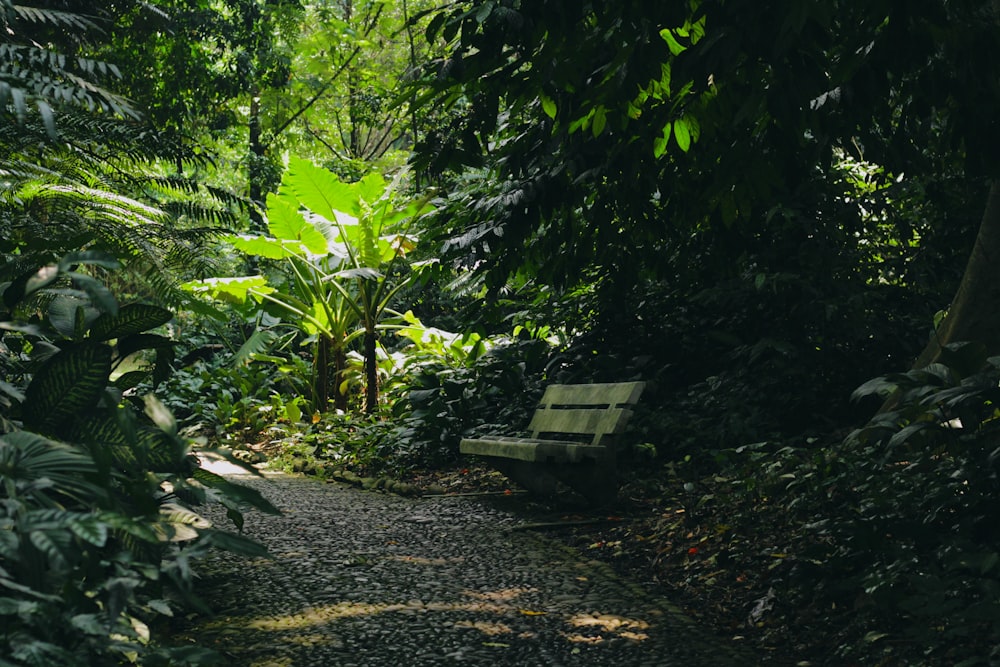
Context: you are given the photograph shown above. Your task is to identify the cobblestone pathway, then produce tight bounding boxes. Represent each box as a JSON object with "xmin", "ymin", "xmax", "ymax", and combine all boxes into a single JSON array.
[{"xmin": 179, "ymin": 471, "xmax": 745, "ymax": 666}]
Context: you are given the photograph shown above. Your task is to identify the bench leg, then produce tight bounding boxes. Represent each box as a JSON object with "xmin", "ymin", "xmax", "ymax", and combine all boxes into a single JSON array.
[
  {"xmin": 490, "ymin": 458, "xmax": 618, "ymax": 505},
  {"xmin": 550, "ymin": 461, "xmax": 618, "ymax": 506},
  {"xmin": 492, "ymin": 458, "xmax": 560, "ymax": 496}
]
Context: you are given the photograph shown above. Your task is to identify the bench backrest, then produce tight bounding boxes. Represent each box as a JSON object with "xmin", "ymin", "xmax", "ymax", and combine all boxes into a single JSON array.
[{"xmin": 527, "ymin": 381, "xmax": 646, "ymax": 447}]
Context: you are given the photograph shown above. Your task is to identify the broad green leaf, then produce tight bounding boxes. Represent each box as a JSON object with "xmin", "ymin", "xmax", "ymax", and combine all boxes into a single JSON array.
[
  {"xmin": 68, "ymin": 515, "xmax": 108, "ymax": 547},
  {"xmin": 0, "ymin": 432, "xmax": 98, "ymax": 502},
  {"xmin": 28, "ymin": 529, "xmax": 70, "ymax": 570},
  {"xmin": 226, "ymin": 234, "xmax": 302, "ymax": 259},
  {"xmin": 654, "ymin": 122, "xmax": 673, "ymax": 158},
  {"xmin": 68, "ymin": 413, "xmax": 131, "ymax": 469},
  {"xmin": 357, "ymin": 172, "xmax": 387, "ymax": 206},
  {"xmin": 147, "ymin": 599, "xmax": 173, "ymax": 617},
  {"xmin": 156, "ymin": 504, "xmax": 207, "ymax": 541},
  {"xmin": 0, "ymin": 598, "xmax": 39, "ymax": 616},
  {"xmin": 70, "ymin": 613, "xmax": 107, "ymax": 636},
  {"xmin": 541, "ymin": 94, "xmax": 557, "ymax": 119},
  {"xmin": 137, "ymin": 428, "xmax": 188, "ymax": 473},
  {"xmin": 653, "ymin": 136, "xmax": 668, "ymax": 158},
  {"xmin": 23, "ymin": 343, "xmax": 112, "ymax": 432},
  {"xmin": 182, "ymin": 276, "xmax": 274, "ymax": 304},
  {"xmin": 285, "ymin": 157, "xmax": 361, "ymax": 219},
  {"xmin": 113, "ymin": 370, "xmax": 149, "ymax": 391},
  {"xmin": 660, "ymin": 28, "xmax": 687, "ymax": 55},
  {"xmin": 307, "ymin": 300, "xmax": 330, "ymax": 334},
  {"xmin": 0, "ymin": 321, "xmax": 44, "ymax": 336},
  {"xmin": 23, "ymin": 265, "xmax": 59, "ymax": 297},
  {"xmin": 568, "ymin": 114, "xmax": 589, "ymax": 135},
  {"xmin": 266, "ymin": 191, "xmax": 327, "ymax": 254},
  {"xmin": 57, "ymin": 251, "xmax": 120, "ymax": 272},
  {"xmin": 285, "ymin": 399, "xmax": 302, "ymax": 424},
  {"xmin": 674, "ymin": 117, "xmax": 692, "ymax": 152},
  {"xmin": 46, "ymin": 296, "xmax": 88, "ymax": 339},
  {"xmin": 67, "ymin": 272, "xmax": 118, "ymax": 316},
  {"xmin": 475, "ymin": 1, "xmax": 494, "ymax": 23},
  {"xmin": 592, "ymin": 105, "xmax": 607, "ymax": 137},
  {"xmin": 192, "ymin": 466, "xmax": 280, "ymax": 515},
  {"xmin": 144, "ymin": 395, "xmax": 177, "ymax": 437},
  {"xmin": 202, "ymin": 529, "xmax": 270, "ymax": 557},
  {"xmin": 89, "ymin": 303, "xmax": 172, "ymax": 341},
  {"xmin": 0, "ymin": 380, "xmax": 24, "ymax": 403},
  {"xmin": 686, "ymin": 114, "xmax": 702, "ymax": 143}
]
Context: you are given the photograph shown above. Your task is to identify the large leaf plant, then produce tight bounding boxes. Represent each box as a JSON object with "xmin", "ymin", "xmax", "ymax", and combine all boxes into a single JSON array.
[{"xmin": 185, "ymin": 158, "xmax": 432, "ymax": 414}]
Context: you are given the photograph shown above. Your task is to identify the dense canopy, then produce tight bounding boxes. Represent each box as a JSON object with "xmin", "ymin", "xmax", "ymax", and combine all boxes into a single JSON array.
[{"xmin": 2, "ymin": 1, "xmax": 1000, "ymax": 664}]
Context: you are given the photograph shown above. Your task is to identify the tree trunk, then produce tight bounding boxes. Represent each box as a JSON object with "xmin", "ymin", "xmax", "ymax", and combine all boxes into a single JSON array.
[
  {"xmin": 401, "ymin": 0, "xmax": 421, "ymax": 190},
  {"xmin": 333, "ymin": 341, "xmax": 349, "ymax": 413},
  {"xmin": 915, "ymin": 0, "xmax": 1000, "ymax": 367},
  {"xmin": 911, "ymin": 180, "xmax": 1000, "ymax": 369},
  {"xmin": 248, "ymin": 87, "xmax": 266, "ymax": 232},
  {"xmin": 364, "ymin": 328, "xmax": 378, "ymax": 414},
  {"xmin": 314, "ymin": 334, "xmax": 331, "ymax": 413}
]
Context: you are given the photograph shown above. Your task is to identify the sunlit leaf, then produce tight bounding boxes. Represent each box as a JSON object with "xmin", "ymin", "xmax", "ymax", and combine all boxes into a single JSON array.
[
  {"xmin": 674, "ymin": 117, "xmax": 692, "ymax": 152},
  {"xmin": 285, "ymin": 157, "xmax": 361, "ymax": 218},
  {"xmin": 226, "ymin": 234, "xmax": 303, "ymax": 259},
  {"xmin": 592, "ymin": 105, "xmax": 607, "ymax": 137},
  {"xmin": 541, "ymin": 95, "xmax": 557, "ymax": 119},
  {"xmin": 181, "ymin": 276, "xmax": 274, "ymax": 304},
  {"xmin": 266, "ymin": 192, "xmax": 326, "ymax": 254},
  {"xmin": 659, "ymin": 28, "xmax": 686, "ymax": 55}
]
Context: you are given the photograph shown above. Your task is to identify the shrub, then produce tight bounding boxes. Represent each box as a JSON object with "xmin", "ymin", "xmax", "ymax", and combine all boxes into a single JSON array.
[
  {"xmin": 0, "ymin": 256, "xmax": 278, "ymax": 666},
  {"xmin": 721, "ymin": 342, "xmax": 1000, "ymax": 665}
]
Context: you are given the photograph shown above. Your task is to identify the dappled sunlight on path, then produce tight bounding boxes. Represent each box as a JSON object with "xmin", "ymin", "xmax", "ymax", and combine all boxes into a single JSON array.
[{"xmin": 178, "ymin": 473, "xmax": 743, "ymax": 666}]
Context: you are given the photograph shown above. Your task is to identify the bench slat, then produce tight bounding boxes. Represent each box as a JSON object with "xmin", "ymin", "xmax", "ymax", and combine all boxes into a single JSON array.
[
  {"xmin": 528, "ymin": 407, "xmax": 634, "ymax": 445},
  {"xmin": 460, "ymin": 437, "xmax": 609, "ymax": 463},
  {"xmin": 539, "ymin": 381, "xmax": 645, "ymax": 408}
]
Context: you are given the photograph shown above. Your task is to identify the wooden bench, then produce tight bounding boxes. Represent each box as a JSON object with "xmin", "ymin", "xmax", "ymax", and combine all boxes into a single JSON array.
[{"xmin": 459, "ymin": 381, "xmax": 645, "ymax": 505}]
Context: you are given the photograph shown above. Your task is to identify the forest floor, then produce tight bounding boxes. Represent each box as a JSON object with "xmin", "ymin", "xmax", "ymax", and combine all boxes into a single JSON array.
[{"xmin": 390, "ymin": 462, "xmax": 808, "ymax": 666}]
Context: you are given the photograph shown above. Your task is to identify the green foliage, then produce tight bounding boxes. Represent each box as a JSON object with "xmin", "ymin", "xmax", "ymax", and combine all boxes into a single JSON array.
[
  {"xmin": 186, "ymin": 158, "xmax": 432, "ymax": 413},
  {"xmin": 158, "ymin": 346, "xmax": 304, "ymax": 443},
  {"xmin": 819, "ymin": 348, "xmax": 1000, "ymax": 662},
  {"xmin": 0, "ymin": 2, "xmax": 137, "ymax": 131},
  {"xmin": 696, "ymin": 343, "xmax": 1000, "ymax": 664},
  {"xmin": 0, "ymin": 258, "xmax": 278, "ymax": 666},
  {"xmin": 301, "ymin": 326, "xmax": 552, "ymax": 476}
]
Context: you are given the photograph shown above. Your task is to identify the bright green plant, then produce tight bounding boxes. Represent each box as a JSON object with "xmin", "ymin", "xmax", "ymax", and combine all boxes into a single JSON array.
[{"xmin": 185, "ymin": 157, "xmax": 432, "ymax": 414}]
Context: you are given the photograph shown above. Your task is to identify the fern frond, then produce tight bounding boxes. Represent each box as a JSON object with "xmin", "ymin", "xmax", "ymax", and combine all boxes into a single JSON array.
[
  {"xmin": 11, "ymin": 6, "xmax": 99, "ymax": 31},
  {"xmin": 162, "ymin": 201, "xmax": 238, "ymax": 227}
]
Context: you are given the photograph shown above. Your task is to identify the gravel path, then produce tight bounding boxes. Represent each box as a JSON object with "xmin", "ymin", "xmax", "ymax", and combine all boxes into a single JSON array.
[{"xmin": 178, "ymin": 471, "xmax": 745, "ymax": 666}]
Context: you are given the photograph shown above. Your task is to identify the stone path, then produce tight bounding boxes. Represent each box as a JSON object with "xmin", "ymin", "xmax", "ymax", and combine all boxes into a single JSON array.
[{"xmin": 178, "ymin": 471, "xmax": 745, "ymax": 666}]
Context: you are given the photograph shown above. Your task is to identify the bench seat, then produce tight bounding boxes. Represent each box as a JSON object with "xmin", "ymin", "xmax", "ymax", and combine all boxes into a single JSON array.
[{"xmin": 459, "ymin": 436, "xmax": 611, "ymax": 464}]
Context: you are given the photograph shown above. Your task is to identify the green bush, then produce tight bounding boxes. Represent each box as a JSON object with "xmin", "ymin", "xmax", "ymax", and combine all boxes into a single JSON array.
[
  {"xmin": 812, "ymin": 344, "xmax": 1000, "ymax": 664},
  {"xmin": 285, "ymin": 329, "xmax": 553, "ymax": 477},
  {"xmin": 718, "ymin": 343, "xmax": 1000, "ymax": 665},
  {"xmin": 0, "ymin": 256, "xmax": 278, "ymax": 666}
]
